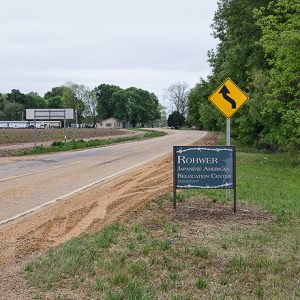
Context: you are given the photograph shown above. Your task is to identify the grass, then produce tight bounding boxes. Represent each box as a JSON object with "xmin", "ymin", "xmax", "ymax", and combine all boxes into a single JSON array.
[
  {"xmin": 17, "ymin": 129, "xmax": 166, "ymax": 155},
  {"xmin": 179, "ymin": 135, "xmax": 300, "ymax": 221},
  {"xmin": 23, "ymin": 136, "xmax": 300, "ymax": 299},
  {"xmin": 0, "ymin": 128, "xmax": 132, "ymax": 145}
]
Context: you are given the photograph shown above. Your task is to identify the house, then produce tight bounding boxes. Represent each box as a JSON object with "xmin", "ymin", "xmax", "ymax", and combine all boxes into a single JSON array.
[{"xmin": 96, "ymin": 117, "xmax": 125, "ymax": 129}]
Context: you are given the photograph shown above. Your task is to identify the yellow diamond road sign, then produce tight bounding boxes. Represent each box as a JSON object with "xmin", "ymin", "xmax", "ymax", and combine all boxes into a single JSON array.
[{"xmin": 208, "ymin": 78, "xmax": 248, "ymax": 118}]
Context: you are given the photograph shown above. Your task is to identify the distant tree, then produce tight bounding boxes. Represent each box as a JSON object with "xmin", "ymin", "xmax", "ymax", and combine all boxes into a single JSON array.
[
  {"xmin": 4, "ymin": 90, "xmax": 45, "ymax": 120},
  {"xmin": 187, "ymin": 79, "xmax": 223, "ymax": 131},
  {"xmin": 44, "ymin": 87, "xmax": 65, "ymax": 109},
  {"xmin": 167, "ymin": 111, "xmax": 185, "ymax": 129},
  {"xmin": 126, "ymin": 87, "xmax": 160, "ymax": 127},
  {"xmin": 94, "ymin": 84, "xmax": 160, "ymax": 127},
  {"xmin": 94, "ymin": 84, "xmax": 122, "ymax": 119},
  {"xmin": 1, "ymin": 101, "xmax": 24, "ymax": 120},
  {"xmin": 44, "ymin": 87, "xmax": 66, "ymax": 99},
  {"xmin": 46, "ymin": 96, "xmax": 63, "ymax": 109},
  {"xmin": 65, "ymin": 82, "xmax": 88, "ymax": 124},
  {"xmin": 25, "ymin": 92, "xmax": 46, "ymax": 109},
  {"xmin": 83, "ymin": 89, "xmax": 98, "ymax": 127},
  {"xmin": 6, "ymin": 89, "xmax": 26, "ymax": 105},
  {"xmin": 147, "ymin": 93, "xmax": 161, "ymax": 127},
  {"xmin": 153, "ymin": 104, "xmax": 168, "ymax": 127},
  {"xmin": 0, "ymin": 93, "xmax": 4, "ymax": 112},
  {"xmin": 166, "ymin": 82, "xmax": 189, "ymax": 116},
  {"xmin": 111, "ymin": 89, "xmax": 129, "ymax": 121}
]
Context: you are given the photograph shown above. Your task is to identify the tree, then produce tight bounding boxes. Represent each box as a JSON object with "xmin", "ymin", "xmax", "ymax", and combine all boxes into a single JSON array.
[
  {"xmin": 254, "ymin": 0, "xmax": 300, "ymax": 150},
  {"xmin": 25, "ymin": 92, "xmax": 46, "ymax": 109},
  {"xmin": 187, "ymin": 79, "xmax": 223, "ymax": 130},
  {"xmin": 46, "ymin": 96, "xmax": 63, "ymax": 109},
  {"xmin": 188, "ymin": 0, "xmax": 300, "ymax": 150},
  {"xmin": 126, "ymin": 88, "xmax": 160, "ymax": 127},
  {"xmin": 147, "ymin": 93, "xmax": 161, "ymax": 126},
  {"xmin": 94, "ymin": 84, "xmax": 122, "ymax": 119},
  {"xmin": 83, "ymin": 89, "xmax": 98, "ymax": 127},
  {"xmin": 44, "ymin": 87, "xmax": 65, "ymax": 109},
  {"xmin": 111, "ymin": 89, "xmax": 129, "ymax": 121},
  {"xmin": 166, "ymin": 82, "xmax": 189, "ymax": 116},
  {"xmin": 204, "ymin": 0, "xmax": 273, "ymax": 147},
  {"xmin": 65, "ymin": 82, "xmax": 88, "ymax": 124},
  {"xmin": 6, "ymin": 89, "xmax": 27, "ymax": 105},
  {"xmin": 1, "ymin": 101, "xmax": 24, "ymax": 120},
  {"xmin": 153, "ymin": 104, "xmax": 167, "ymax": 127},
  {"xmin": 94, "ymin": 84, "xmax": 161, "ymax": 127},
  {"xmin": 167, "ymin": 111, "xmax": 185, "ymax": 129}
]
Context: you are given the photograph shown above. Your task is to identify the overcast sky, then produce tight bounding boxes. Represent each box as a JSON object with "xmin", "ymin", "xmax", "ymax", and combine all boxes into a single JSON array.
[{"xmin": 0, "ymin": 0, "xmax": 218, "ymax": 107}]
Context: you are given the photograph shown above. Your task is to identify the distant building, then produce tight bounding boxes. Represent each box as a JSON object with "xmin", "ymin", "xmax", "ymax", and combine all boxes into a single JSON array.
[{"xmin": 96, "ymin": 118, "xmax": 126, "ymax": 129}]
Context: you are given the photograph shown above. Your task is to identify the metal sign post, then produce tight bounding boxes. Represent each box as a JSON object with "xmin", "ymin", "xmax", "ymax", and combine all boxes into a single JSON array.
[
  {"xmin": 226, "ymin": 118, "xmax": 231, "ymax": 200},
  {"xmin": 64, "ymin": 110, "xmax": 67, "ymax": 145},
  {"xmin": 34, "ymin": 112, "xmax": 37, "ymax": 148},
  {"xmin": 233, "ymin": 148, "xmax": 237, "ymax": 213},
  {"xmin": 26, "ymin": 109, "xmax": 74, "ymax": 147},
  {"xmin": 173, "ymin": 147, "xmax": 177, "ymax": 209},
  {"xmin": 208, "ymin": 78, "xmax": 248, "ymax": 205}
]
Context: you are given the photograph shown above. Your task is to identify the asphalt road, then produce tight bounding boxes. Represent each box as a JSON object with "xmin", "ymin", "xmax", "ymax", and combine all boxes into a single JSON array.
[{"xmin": 0, "ymin": 130, "xmax": 207, "ymax": 224}]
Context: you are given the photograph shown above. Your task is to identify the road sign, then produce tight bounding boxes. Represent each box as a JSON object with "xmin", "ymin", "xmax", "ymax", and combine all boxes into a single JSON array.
[
  {"xmin": 26, "ymin": 109, "xmax": 74, "ymax": 147},
  {"xmin": 208, "ymin": 78, "xmax": 248, "ymax": 118},
  {"xmin": 174, "ymin": 146, "xmax": 235, "ymax": 189},
  {"xmin": 173, "ymin": 146, "xmax": 237, "ymax": 212},
  {"xmin": 26, "ymin": 109, "xmax": 74, "ymax": 120}
]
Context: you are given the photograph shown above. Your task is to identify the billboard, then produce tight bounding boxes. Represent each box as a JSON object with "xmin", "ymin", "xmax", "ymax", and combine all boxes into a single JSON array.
[{"xmin": 26, "ymin": 109, "xmax": 74, "ymax": 120}]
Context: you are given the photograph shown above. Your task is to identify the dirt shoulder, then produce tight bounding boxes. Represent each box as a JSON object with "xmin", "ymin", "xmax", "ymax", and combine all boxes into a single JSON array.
[{"xmin": 0, "ymin": 132, "xmax": 218, "ymax": 299}]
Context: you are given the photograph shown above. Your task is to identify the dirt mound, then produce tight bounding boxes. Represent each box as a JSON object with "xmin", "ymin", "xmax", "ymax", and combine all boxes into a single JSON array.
[{"xmin": 172, "ymin": 198, "xmax": 274, "ymax": 225}]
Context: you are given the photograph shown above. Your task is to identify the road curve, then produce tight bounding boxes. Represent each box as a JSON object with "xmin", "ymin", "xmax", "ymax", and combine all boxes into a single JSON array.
[{"xmin": 0, "ymin": 130, "xmax": 207, "ymax": 223}]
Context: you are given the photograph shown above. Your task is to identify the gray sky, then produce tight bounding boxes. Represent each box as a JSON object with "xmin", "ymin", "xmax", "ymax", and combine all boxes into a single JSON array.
[{"xmin": 0, "ymin": 0, "xmax": 218, "ymax": 107}]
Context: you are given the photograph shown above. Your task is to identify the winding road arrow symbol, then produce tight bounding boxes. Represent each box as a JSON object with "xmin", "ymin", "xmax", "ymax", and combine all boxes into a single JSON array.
[{"xmin": 219, "ymin": 85, "xmax": 236, "ymax": 109}]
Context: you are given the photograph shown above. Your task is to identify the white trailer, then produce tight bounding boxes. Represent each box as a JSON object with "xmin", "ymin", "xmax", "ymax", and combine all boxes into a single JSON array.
[
  {"xmin": 0, "ymin": 121, "xmax": 29, "ymax": 129},
  {"xmin": 0, "ymin": 121, "xmax": 61, "ymax": 129},
  {"xmin": 28, "ymin": 121, "xmax": 61, "ymax": 129}
]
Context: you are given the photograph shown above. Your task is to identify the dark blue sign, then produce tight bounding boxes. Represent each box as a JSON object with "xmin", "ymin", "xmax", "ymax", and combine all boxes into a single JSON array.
[{"xmin": 174, "ymin": 146, "xmax": 235, "ymax": 189}]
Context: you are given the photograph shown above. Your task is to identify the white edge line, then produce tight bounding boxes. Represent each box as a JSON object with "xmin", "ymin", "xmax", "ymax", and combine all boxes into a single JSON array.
[
  {"xmin": 0, "ymin": 152, "xmax": 169, "ymax": 226},
  {"xmin": 0, "ymin": 160, "xmax": 84, "ymax": 183},
  {"xmin": 0, "ymin": 131, "xmax": 207, "ymax": 226}
]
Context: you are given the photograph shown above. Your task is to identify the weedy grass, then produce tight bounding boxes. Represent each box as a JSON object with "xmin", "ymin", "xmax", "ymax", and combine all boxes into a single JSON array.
[
  {"xmin": 0, "ymin": 128, "xmax": 134, "ymax": 145},
  {"xmin": 17, "ymin": 129, "xmax": 166, "ymax": 155},
  {"xmin": 24, "ymin": 140, "xmax": 300, "ymax": 299}
]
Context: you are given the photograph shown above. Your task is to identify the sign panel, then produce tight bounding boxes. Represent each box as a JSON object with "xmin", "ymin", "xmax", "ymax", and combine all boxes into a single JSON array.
[
  {"xmin": 174, "ymin": 146, "xmax": 235, "ymax": 189},
  {"xmin": 26, "ymin": 109, "xmax": 74, "ymax": 120},
  {"xmin": 208, "ymin": 78, "xmax": 248, "ymax": 118}
]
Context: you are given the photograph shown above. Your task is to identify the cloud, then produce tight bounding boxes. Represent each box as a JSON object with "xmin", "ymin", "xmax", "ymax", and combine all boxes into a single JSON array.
[{"xmin": 0, "ymin": 0, "xmax": 218, "ymax": 103}]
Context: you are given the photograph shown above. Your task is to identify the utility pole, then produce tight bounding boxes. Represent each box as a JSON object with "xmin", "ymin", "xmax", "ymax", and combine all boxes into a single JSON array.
[{"xmin": 75, "ymin": 109, "xmax": 78, "ymax": 128}]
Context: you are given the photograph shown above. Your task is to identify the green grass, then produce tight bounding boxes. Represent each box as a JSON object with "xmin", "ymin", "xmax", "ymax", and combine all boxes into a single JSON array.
[
  {"xmin": 177, "ymin": 134, "xmax": 300, "ymax": 221},
  {"xmin": 196, "ymin": 276, "xmax": 208, "ymax": 290},
  {"xmin": 17, "ymin": 129, "xmax": 167, "ymax": 155},
  {"xmin": 23, "ymin": 137, "xmax": 300, "ymax": 299},
  {"xmin": 0, "ymin": 128, "xmax": 134, "ymax": 145},
  {"xmin": 178, "ymin": 150, "xmax": 300, "ymax": 221}
]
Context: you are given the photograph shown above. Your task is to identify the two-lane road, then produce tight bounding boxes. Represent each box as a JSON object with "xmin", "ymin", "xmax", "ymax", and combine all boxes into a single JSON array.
[{"xmin": 0, "ymin": 130, "xmax": 207, "ymax": 224}]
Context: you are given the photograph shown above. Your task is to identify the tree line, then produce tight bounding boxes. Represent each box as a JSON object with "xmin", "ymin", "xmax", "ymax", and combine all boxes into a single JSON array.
[
  {"xmin": 0, "ymin": 83, "xmax": 162, "ymax": 128},
  {"xmin": 187, "ymin": 0, "xmax": 299, "ymax": 151}
]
